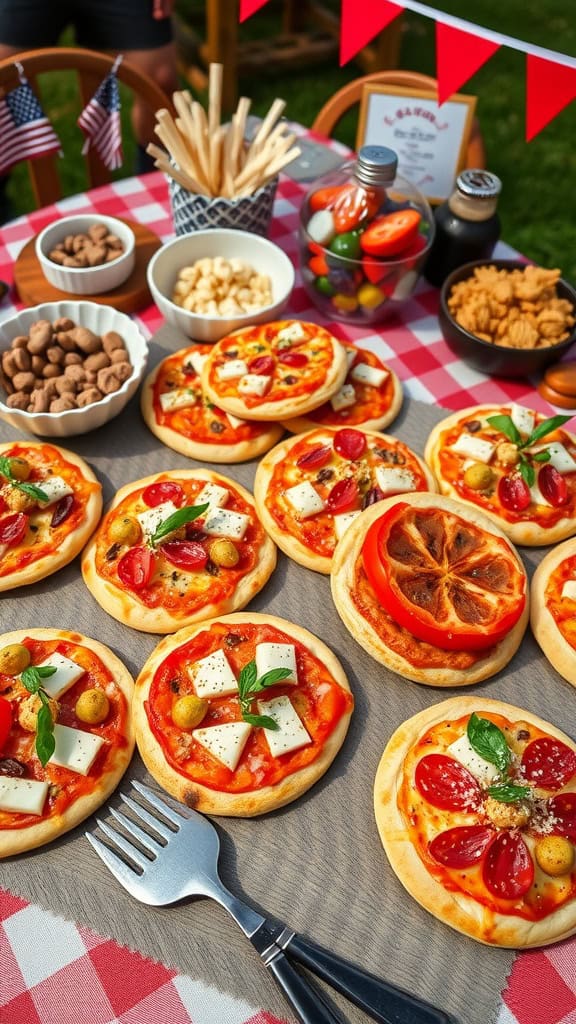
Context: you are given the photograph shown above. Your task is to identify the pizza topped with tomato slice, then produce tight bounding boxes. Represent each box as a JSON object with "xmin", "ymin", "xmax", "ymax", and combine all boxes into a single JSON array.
[
  {"xmin": 81, "ymin": 470, "xmax": 276, "ymax": 634},
  {"xmin": 331, "ymin": 492, "xmax": 528, "ymax": 686},
  {"xmin": 0, "ymin": 628, "xmax": 134, "ymax": 857},
  {"xmin": 141, "ymin": 344, "xmax": 283, "ymax": 463},
  {"xmin": 531, "ymin": 536, "xmax": 576, "ymax": 688},
  {"xmin": 425, "ymin": 403, "xmax": 576, "ymax": 546},
  {"xmin": 0, "ymin": 442, "xmax": 102, "ymax": 592},
  {"xmin": 254, "ymin": 426, "xmax": 437, "ymax": 574},
  {"xmin": 133, "ymin": 612, "xmax": 353, "ymax": 816},
  {"xmin": 375, "ymin": 696, "xmax": 576, "ymax": 947},
  {"xmin": 281, "ymin": 342, "xmax": 402, "ymax": 434},
  {"xmin": 200, "ymin": 320, "xmax": 348, "ymax": 421}
]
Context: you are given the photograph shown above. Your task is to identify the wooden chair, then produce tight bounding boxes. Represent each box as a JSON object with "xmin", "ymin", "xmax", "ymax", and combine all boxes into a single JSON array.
[
  {"xmin": 311, "ymin": 70, "xmax": 486, "ymax": 169},
  {"xmin": 0, "ymin": 47, "xmax": 175, "ymax": 207}
]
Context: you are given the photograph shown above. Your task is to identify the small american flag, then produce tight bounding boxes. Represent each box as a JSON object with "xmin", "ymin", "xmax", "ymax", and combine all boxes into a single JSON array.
[
  {"xmin": 0, "ymin": 80, "xmax": 61, "ymax": 176},
  {"xmin": 78, "ymin": 65, "xmax": 123, "ymax": 170}
]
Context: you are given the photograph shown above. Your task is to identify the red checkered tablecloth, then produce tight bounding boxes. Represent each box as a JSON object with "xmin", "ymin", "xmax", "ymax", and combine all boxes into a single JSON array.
[{"xmin": 1, "ymin": 167, "xmax": 575, "ymax": 1024}]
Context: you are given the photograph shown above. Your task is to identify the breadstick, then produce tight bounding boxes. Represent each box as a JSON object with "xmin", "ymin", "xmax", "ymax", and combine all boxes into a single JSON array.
[
  {"xmin": 155, "ymin": 108, "xmax": 200, "ymax": 182},
  {"xmin": 250, "ymin": 98, "xmax": 286, "ymax": 155},
  {"xmin": 208, "ymin": 62, "xmax": 223, "ymax": 136},
  {"xmin": 189, "ymin": 102, "xmax": 212, "ymax": 191},
  {"xmin": 258, "ymin": 145, "xmax": 302, "ymax": 186},
  {"xmin": 146, "ymin": 143, "xmax": 207, "ymax": 195},
  {"xmin": 230, "ymin": 96, "xmax": 251, "ymax": 178}
]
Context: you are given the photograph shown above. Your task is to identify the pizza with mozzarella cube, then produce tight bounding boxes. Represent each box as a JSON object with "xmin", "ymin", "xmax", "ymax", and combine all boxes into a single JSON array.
[
  {"xmin": 531, "ymin": 536, "xmax": 576, "ymax": 687},
  {"xmin": 81, "ymin": 470, "xmax": 276, "ymax": 633},
  {"xmin": 133, "ymin": 612, "xmax": 353, "ymax": 815},
  {"xmin": 374, "ymin": 696, "xmax": 576, "ymax": 947}
]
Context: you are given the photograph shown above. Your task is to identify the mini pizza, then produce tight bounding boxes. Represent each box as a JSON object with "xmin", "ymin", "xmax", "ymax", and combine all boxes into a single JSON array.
[
  {"xmin": 254, "ymin": 426, "xmax": 437, "ymax": 574},
  {"xmin": 200, "ymin": 319, "xmax": 348, "ymax": 421},
  {"xmin": 425, "ymin": 403, "xmax": 576, "ymax": 546},
  {"xmin": 531, "ymin": 536, "xmax": 576, "ymax": 687},
  {"xmin": 374, "ymin": 696, "xmax": 576, "ymax": 947},
  {"xmin": 81, "ymin": 470, "xmax": 276, "ymax": 634},
  {"xmin": 0, "ymin": 628, "xmax": 134, "ymax": 857},
  {"xmin": 133, "ymin": 612, "xmax": 353, "ymax": 816},
  {"xmin": 140, "ymin": 344, "xmax": 283, "ymax": 462},
  {"xmin": 282, "ymin": 342, "xmax": 402, "ymax": 434},
  {"xmin": 331, "ymin": 492, "xmax": 528, "ymax": 686},
  {"xmin": 0, "ymin": 441, "xmax": 102, "ymax": 592}
]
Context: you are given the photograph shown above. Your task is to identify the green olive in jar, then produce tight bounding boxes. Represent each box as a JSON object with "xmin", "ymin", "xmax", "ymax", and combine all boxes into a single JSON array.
[
  {"xmin": 75, "ymin": 688, "xmax": 110, "ymax": 725},
  {"xmin": 172, "ymin": 694, "xmax": 208, "ymax": 729},
  {"xmin": 0, "ymin": 643, "xmax": 31, "ymax": 676},
  {"xmin": 108, "ymin": 516, "xmax": 142, "ymax": 546},
  {"xmin": 208, "ymin": 538, "xmax": 240, "ymax": 568},
  {"xmin": 7, "ymin": 457, "xmax": 31, "ymax": 481},
  {"xmin": 463, "ymin": 462, "xmax": 495, "ymax": 491}
]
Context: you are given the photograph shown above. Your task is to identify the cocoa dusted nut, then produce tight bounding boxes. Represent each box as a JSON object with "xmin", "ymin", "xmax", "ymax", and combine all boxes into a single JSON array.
[
  {"xmin": 27, "ymin": 321, "xmax": 53, "ymax": 354},
  {"xmin": 11, "ymin": 348, "xmax": 31, "ymax": 372},
  {"xmin": 45, "ymin": 345, "xmax": 65, "ymax": 365},
  {"xmin": 85, "ymin": 244, "xmax": 107, "ymax": 267},
  {"xmin": 76, "ymin": 387, "xmax": 103, "ymax": 407},
  {"xmin": 42, "ymin": 363, "xmax": 61, "ymax": 379},
  {"xmin": 50, "ymin": 396, "xmax": 77, "ymax": 413},
  {"xmin": 31, "ymin": 355, "xmax": 46, "ymax": 375},
  {"xmin": 42, "ymin": 378, "xmax": 59, "ymax": 400},
  {"xmin": 10, "ymin": 335, "xmax": 29, "ymax": 350},
  {"xmin": 62, "ymin": 256, "xmax": 81, "ymax": 267},
  {"xmin": 54, "ymin": 375, "xmax": 77, "ymax": 395},
  {"xmin": 66, "ymin": 327, "xmax": 101, "ymax": 353},
  {"xmin": 63, "ymin": 351, "xmax": 82, "ymax": 366},
  {"xmin": 84, "ymin": 351, "xmax": 110, "ymax": 372},
  {"xmin": 63, "ymin": 234, "xmax": 75, "ymax": 253},
  {"xmin": 85, "ymin": 370, "xmax": 97, "ymax": 384},
  {"xmin": 109, "ymin": 347, "xmax": 128, "ymax": 364},
  {"xmin": 63, "ymin": 364, "xmax": 87, "ymax": 383},
  {"xmin": 88, "ymin": 223, "xmax": 108, "ymax": 242},
  {"xmin": 12, "ymin": 371, "xmax": 36, "ymax": 392},
  {"xmin": 102, "ymin": 331, "xmax": 125, "ymax": 354},
  {"xmin": 97, "ymin": 366, "xmax": 124, "ymax": 394},
  {"xmin": 28, "ymin": 389, "xmax": 51, "ymax": 413},
  {"xmin": 112, "ymin": 361, "xmax": 133, "ymax": 383},
  {"xmin": 52, "ymin": 317, "xmax": 75, "ymax": 332},
  {"xmin": 48, "ymin": 249, "xmax": 66, "ymax": 265},
  {"xmin": 72, "ymin": 234, "xmax": 90, "ymax": 253},
  {"xmin": 2, "ymin": 351, "xmax": 17, "ymax": 377},
  {"xmin": 6, "ymin": 392, "xmax": 30, "ymax": 410},
  {"xmin": 105, "ymin": 234, "xmax": 123, "ymax": 249},
  {"xmin": 56, "ymin": 332, "xmax": 79, "ymax": 352}
]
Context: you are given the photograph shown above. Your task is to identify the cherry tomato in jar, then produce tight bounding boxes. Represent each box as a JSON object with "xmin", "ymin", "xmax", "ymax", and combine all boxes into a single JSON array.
[
  {"xmin": 297, "ymin": 445, "xmax": 332, "ymax": 469},
  {"xmin": 333, "ymin": 428, "xmax": 366, "ymax": 460},
  {"xmin": 360, "ymin": 209, "xmax": 421, "ymax": 258},
  {"xmin": 0, "ymin": 696, "xmax": 12, "ymax": 753},
  {"xmin": 538, "ymin": 464, "xmax": 568, "ymax": 507},
  {"xmin": 308, "ymin": 254, "xmax": 329, "ymax": 277},
  {"xmin": 498, "ymin": 474, "xmax": 531, "ymax": 512},
  {"xmin": 309, "ymin": 184, "xmax": 352, "ymax": 213},
  {"xmin": 142, "ymin": 481, "xmax": 185, "ymax": 508},
  {"xmin": 161, "ymin": 541, "xmax": 208, "ymax": 571},
  {"xmin": 118, "ymin": 546, "xmax": 155, "ymax": 590},
  {"xmin": 0, "ymin": 512, "xmax": 27, "ymax": 547},
  {"xmin": 326, "ymin": 478, "xmax": 359, "ymax": 513},
  {"xmin": 332, "ymin": 186, "xmax": 381, "ymax": 233},
  {"xmin": 362, "ymin": 256, "xmax": 388, "ymax": 285}
]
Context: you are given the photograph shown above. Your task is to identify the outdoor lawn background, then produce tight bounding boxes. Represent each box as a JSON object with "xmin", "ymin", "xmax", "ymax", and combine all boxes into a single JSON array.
[{"xmin": 6, "ymin": 0, "xmax": 576, "ymax": 282}]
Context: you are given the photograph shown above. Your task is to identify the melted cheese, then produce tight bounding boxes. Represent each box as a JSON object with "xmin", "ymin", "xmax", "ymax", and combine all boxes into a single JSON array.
[
  {"xmin": 257, "ymin": 695, "xmax": 311, "ymax": 756},
  {"xmin": 0, "ymin": 777, "xmax": 49, "ymax": 815},
  {"xmin": 237, "ymin": 374, "xmax": 271, "ymax": 397},
  {"xmin": 37, "ymin": 476, "xmax": 74, "ymax": 507},
  {"xmin": 159, "ymin": 388, "xmax": 199, "ymax": 412},
  {"xmin": 203, "ymin": 507, "xmax": 250, "ymax": 539},
  {"xmin": 450, "ymin": 434, "xmax": 496, "ymax": 463},
  {"xmin": 330, "ymin": 384, "xmax": 356, "ymax": 412},
  {"xmin": 217, "ymin": 360, "xmax": 248, "ymax": 381},
  {"xmin": 190, "ymin": 648, "xmax": 238, "ymax": 698},
  {"xmin": 446, "ymin": 734, "xmax": 499, "ymax": 784},
  {"xmin": 48, "ymin": 724, "xmax": 105, "ymax": 775},
  {"xmin": 137, "ymin": 501, "xmax": 179, "ymax": 543},
  {"xmin": 192, "ymin": 721, "xmax": 252, "ymax": 771},
  {"xmin": 255, "ymin": 642, "xmax": 297, "ymax": 684},
  {"xmin": 350, "ymin": 362, "xmax": 389, "ymax": 388},
  {"xmin": 33, "ymin": 653, "xmax": 85, "ymax": 699},
  {"xmin": 285, "ymin": 481, "xmax": 325, "ymax": 518}
]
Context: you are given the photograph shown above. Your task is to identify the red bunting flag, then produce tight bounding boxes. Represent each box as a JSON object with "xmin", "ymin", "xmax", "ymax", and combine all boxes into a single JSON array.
[
  {"xmin": 435, "ymin": 22, "xmax": 500, "ymax": 104},
  {"xmin": 340, "ymin": 0, "xmax": 403, "ymax": 67},
  {"xmin": 239, "ymin": 0, "xmax": 270, "ymax": 22},
  {"xmin": 526, "ymin": 55, "xmax": 576, "ymax": 141}
]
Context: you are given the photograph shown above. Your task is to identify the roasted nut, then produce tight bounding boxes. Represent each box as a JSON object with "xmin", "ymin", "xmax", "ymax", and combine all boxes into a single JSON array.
[
  {"xmin": 48, "ymin": 249, "xmax": 66, "ymax": 264},
  {"xmin": 27, "ymin": 321, "xmax": 53, "ymax": 354},
  {"xmin": 102, "ymin": 331, "xmax": 125, "ymax": 354},
  {"xmin": 53, "ymin": 317, "xmax": 75, "ymax": 332},
  {"xmin": 85, "ymin": 244, "xmax": 107, "ymax": 267},
  {"xmin": 10, "ymin": 335, "xmax": 29, "ymax": 350},
  {"xmin": 11, "ymin": 348, "xmax": 31, "ymax": 372},
  {"xmin": 50, "ymin": 396, "xmax": 76, "ymax": 412},
  {"xmin": 88, "ymin": 222, "xmax": 108, "ymax": 242},
  {"xmin": 28, "ymin": 389, "xmax": 51, "ymax": 413},
  {"xmin": 63, "ymin": 364, "xmax": 87, "ymax": 383},
  {"xmin": 112, "ymin": 361, "xmax": 132, "ymax": 383},
  {"xmin": 62, "ymin": 256, "xmax": 81, "ymax": 268},
  {"xmin": 63, "ymin": 351, "xmax": 82, "ymax": 366},
  {"xmin": 96, "ymin": 366, "xmax": 123, "ymax": 394},
  {"xmin": 46, "ymin": 345, "xmax": 65, "ymax": 365},
  {"xmin": 54, "ymin": 375, "xmax": 77, "ymax": 395},
  {"xmin": 110, "ymin": 347, "xmax": 128, "ymax": 364},
  {"xmin": 42, "ymin": 363, "xmax": 61, "ymax": 379},
  {"xmin": 6, "ymin": 392, "xmax": 29, "ymax": 409},
  {"xmin": 12, "ymin": 371, "xmax": 36, "ymax": 392},
  {"xmin": 66, "ymin": 327, "xmax": 101, "ymax": 353},
  {"xmin": 72, "ymin": 234, "xmax": 90, "ymax": 253},
  {"xmin": 56, "ymin": 331, "xmax": 80, "ymax": 352},
  {"xmin": 76, "ymin": 387, "xmax": 103, "ymax": 407},
  {"xmin": 31, "ymin": 355, "xmax": 46, "ymax": 375},
  {"xmin": 84, "ymin": 351, "xmax": 110, "ymax": 372},
  {"xmin": 2, "ymin": 351, "xmax": 17, "ymax": 377}
]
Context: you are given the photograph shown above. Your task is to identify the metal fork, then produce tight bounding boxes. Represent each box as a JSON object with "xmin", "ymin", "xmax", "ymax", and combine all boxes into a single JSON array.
[{"xmin": 86, "ymin": 781, "xmax": 451, "ymax": 1024}]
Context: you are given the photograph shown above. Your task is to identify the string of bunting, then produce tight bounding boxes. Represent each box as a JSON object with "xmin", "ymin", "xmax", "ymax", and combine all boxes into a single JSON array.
[{"xmin": 239, "ymin": 0, "xmax": 576, "ymax": 142}]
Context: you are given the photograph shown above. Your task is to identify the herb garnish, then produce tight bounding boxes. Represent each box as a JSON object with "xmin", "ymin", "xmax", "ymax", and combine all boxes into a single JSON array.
[
  {"xmin": 237, "ymin": 660, "xmax": 292, "ymax": 729},
  {"xmin": 150, "ymin": 503, "xmax": 209, "ymax": 547},
  {"xmin": 21, "ymin": 665, "xmax": 57, "ymax": 767},
  {"xmin": 0, "ymin": 456, "xmax": 49, "ymax": 503},
  {"xmin": 467, "ymin": 713, "xmax": 529, "ymax": 805},
  {"xmin": 486, "ymin": 781, "xmax": 531, "ymax": 803},
  {"xmin": 486, "ymin": 413, "xmax": 572, "ymax": 488}
]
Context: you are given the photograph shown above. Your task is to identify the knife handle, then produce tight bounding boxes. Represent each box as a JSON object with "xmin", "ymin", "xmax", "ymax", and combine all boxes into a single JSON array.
[
  {"xmin": 265, "ymin": 948, "xmax": 343, "ymax": 1024},
  {"xmin": 281, "ymin": 931, "xmax": 452, "ymax": 1024}
]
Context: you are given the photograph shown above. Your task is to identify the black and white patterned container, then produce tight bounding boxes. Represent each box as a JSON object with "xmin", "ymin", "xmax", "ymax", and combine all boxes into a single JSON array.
[{"xmin": 168, "ymin": 176, "xmax": 278, "ymax": 237}]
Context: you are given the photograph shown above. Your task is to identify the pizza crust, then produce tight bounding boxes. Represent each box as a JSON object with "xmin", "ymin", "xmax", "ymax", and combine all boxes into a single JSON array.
[
  {"xmin": 531, "ymin": 537, "xmax": 576, "ymax": 687},
  {"xmin": 133, "ymin": 612, "xmax": 353, "ymax": 816},
  {"xmin": 425, "ymin": 404, "xmax": 576, "ymax": 546},
  {"xmin": 0, "ymin": 628, "xmax": 134, "ymax": 858},
  {"xmin": 81, "ymin": 470, "xmax": 277, "ymax": 634},
  {"xmin": 254, "ymin": 428, "xmax": 438, "ymax": 574},
  {"xmin": 0, "ymin": 442, "xmax": 102, "ymax": 592},
  {"xmin": 330, "ymin": 492, "xmax": 529, "ymax": 686},
  {"xmin": 374, "ymin": 695, "xmax": 576, "ymax": 947},
  {"xmin": 140, "ymin": 360, "xmax": 284, "ymax": 463},
  {"xmin": 282, "ymin": 359, "xmax": 403, "ymax": 434}
]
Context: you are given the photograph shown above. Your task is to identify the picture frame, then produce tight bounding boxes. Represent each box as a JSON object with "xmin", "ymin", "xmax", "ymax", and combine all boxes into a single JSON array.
[{"xmin": 356, "ymin": 85, "xmax": 477, "ymax": 204}]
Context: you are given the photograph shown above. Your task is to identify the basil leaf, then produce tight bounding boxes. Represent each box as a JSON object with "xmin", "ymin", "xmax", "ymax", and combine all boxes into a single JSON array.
[
  {"xmin": 519, "ymin": 459, "xmax": 535, "ymax": 488},
  {"xmin": 486, "ymin": 415, "xmax": 521, "ymax": 446},
  {"xmin": 35, "ymin": 700, "xmax": 56, "ymax": 767},
  {"xmin": 533, "ymin": 450, "xmax": 551, "ymax": 463},
  {"xmin": 150, "ymin": 503, "xmax": 209, "ymax": 546},
  {"xmin": 238, "ymin": 660, "xmax": 258, "ymax": 697},
  {"xmin": 487, "ymin": 782, "xmax": 531, "ymax": 803},
  {"xmin": 526, "ymin": 414, "xmax": 572, "ymax": 447},
  {"xmin": 16, "ymin": 481, "xmax": 49, "ymax": 502},
  {"xmin": 21, "ymin": 666, "xmax": 41, "ymax": 693},
  {"xmin": 242, "ymin": 712, "xmax": 280, "ymax": 730},
  {"xmin": 36, "ymin": 666, "xmax": 57, "ymax": 678},
  {"xmin": 0, "ymin": 455, "xmax": 14, "ymax": 480},
  {"xmin": 246, "ymin": 667, "xmax": 293, "ymax": 694},
  {"xmin": 467, "ymin": 713, "xmax": 511, "ymax": 774}
]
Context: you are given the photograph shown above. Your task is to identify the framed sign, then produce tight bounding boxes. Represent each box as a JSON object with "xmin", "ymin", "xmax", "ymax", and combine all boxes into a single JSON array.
[{"xmin": 356, "ymin": 85, "xmax": 477, "ymax": 204}]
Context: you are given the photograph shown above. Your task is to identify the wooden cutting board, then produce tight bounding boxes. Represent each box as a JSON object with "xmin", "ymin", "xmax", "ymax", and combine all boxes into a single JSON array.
[{"xmin": 13, "ymin": 219, "xmax": 162, "ymax": 313}]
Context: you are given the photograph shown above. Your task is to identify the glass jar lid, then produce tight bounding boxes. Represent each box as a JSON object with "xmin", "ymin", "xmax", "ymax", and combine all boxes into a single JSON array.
[
  {"xmin": 457, "ymin": 170, "xmax": 502, "ymax": 199},
  {"xmin": 355, "ymin": 145, "xmax": 398, "ymax": 188}
]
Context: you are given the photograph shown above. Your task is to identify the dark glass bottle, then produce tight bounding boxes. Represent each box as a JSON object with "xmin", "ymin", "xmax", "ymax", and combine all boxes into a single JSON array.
[{"xmin": 424, "ymin": 170, "xmax": 502, "ymax": 287}]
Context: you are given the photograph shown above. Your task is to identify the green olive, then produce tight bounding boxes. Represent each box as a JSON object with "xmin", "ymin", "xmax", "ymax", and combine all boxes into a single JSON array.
[
  {"xmin": 535, "ymin": 836, "xmax": 575, "ymax": 876},
  {"xmin": 172, "ymin": 694, "xmax": 208, "ymax": 729},
  {"xmin": 75, "ymin": 688, "xmax": 110, "ymax": 725},
  {"xmin": 108, "ymin": 516, "xmax": 142, "ymax": 546},
  {"xmin": 208, "ymin": 538, "xmax": 240, "ymax": 568},
  {"xmin": 463, "ymin": 462, "xmax": 495, "ymax": 491},
  {"xmin": 0, "ymin": 643, "xmax": 31, "ymax": 676},
  {"xmin": 7, "ymin": 457, "xmax": 31, "ymax": 481}
]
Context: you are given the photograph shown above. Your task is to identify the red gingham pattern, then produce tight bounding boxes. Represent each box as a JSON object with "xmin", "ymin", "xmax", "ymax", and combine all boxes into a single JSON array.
[{"xmin": 1, "ymin": 146, "xmax": 575, "ymax": 1024}]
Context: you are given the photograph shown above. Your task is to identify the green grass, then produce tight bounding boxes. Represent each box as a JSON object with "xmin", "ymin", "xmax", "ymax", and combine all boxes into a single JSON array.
[{"xmin": 6, "ymin": 1, "xmax": 576, "ymax": 281}]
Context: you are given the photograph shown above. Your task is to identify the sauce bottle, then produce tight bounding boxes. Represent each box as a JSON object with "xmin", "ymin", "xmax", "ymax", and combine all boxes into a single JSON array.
[{"xmin": 424, "ymin": 169, "xmax": 502, "ymax": 287}]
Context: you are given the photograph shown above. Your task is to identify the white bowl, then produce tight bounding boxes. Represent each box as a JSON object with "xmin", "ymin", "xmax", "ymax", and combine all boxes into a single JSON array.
[
  {"xmin": 0, "ymin": 301, "xmax": 148, "ymax": 437},
  {"xmin": 35, "ymin": 215, "xmax": 135, "ymax": 295},
  {"xmin": 147, "ymin": 229, "xmax": 295, "ymax": 343}
]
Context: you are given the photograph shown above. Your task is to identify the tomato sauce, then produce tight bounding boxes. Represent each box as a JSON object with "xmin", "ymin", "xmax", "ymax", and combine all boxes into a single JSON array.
[
  {"xmin": 305, "ymin": 346, "xmax": 396, "ymax": 426},
  {"xmin": 545, "ymin": 555, "xmax": 576, "ymax": 651},
  {"xmin": 0, "ymin": 636, "xmax": 130, "ymax": 831},
  {"xmin": 145, "ymin": 621, "xmax": 353, "ymax": 793}
]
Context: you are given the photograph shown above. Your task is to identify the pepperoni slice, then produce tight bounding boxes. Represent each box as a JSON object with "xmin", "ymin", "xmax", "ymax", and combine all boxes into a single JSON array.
[
  {"xmin": 249, "ymin": 355, "xmax": 275, "ymax": 375},
  {"xmin": 429, "ymin": 826, "xmax": 494, "ymax": 868},
  {"xmin": 161, "ymin": 541, "xmax": 208, "ymax": 570},
  {"xmin": 51, "ymin": 494, "xmax": 74, "ymax": 527},
  {"xmin": 325, "ymin": 478, "xmax": 359, "ymax": 513},
  {"xmin": 333, "ymin": 428, "xmax": 366, "ymax": 461},
  {"xmin": 498, "ymin": 474, "xmax": 531, "ymax": 512},
  {"xmin": 278, "ymin": 352, "xmax": 308, "ymax": 368},
  {"xmin": 0, "ymin": 512, "xmax": 27, "ymax": 546},
  {"xmin": 538, "ymin": 464, "xmax": 568, "ymax": 507},
  {"xmin": 521, "ymin": 738, "xmax": 576, "ymax": 790},
  {"xmin": 297, "ymin": 445, "xmax": 332, "ymax": 469},
  {"xmin": 548, "ymin": 794, "xmax": 576, "ymax": 840},
  {"xmin": 482, "ymin": 832, "xmax": 534, "ymax": 899},
  {"xmin": 117, "ymin": 546, "xmax": 155, "ymax": 589},
  {"xmin": 0, "ymin": 494, "xmax": 6, "ymax": 513},
  {"xmin": 142, "ymin": 482, "xmax": 185, "ymax": 508},
  {"xmin": 415, "ymin": 754, "xmax": 482, "ymax": 811}
]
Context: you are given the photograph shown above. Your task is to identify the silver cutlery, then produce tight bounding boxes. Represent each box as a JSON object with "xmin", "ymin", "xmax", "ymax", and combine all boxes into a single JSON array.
[{"xmin": 86, "ymin": 780, "xmax": 452, "ymax": 1024}]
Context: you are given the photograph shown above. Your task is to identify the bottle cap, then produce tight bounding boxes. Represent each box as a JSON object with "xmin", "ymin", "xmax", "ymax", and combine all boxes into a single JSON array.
[
  {"xmin": 457, "ymin": 169, "xmax": 502, "ymax": 199},
  {"xmin": 356, "ymin": 146, "xmax": 398, "ymax": 187}
]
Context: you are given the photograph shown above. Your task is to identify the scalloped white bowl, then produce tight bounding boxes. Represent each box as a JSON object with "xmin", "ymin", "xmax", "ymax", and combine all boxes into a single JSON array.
[{"xmin": 0, "ymin": 301, "xmax": 148, "ymax": 437}]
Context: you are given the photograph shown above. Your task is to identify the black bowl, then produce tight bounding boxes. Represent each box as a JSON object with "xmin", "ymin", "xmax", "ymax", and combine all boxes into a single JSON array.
[{"xmin": 439, "ymin": 259, "xmax": 576, "ymax": 378}]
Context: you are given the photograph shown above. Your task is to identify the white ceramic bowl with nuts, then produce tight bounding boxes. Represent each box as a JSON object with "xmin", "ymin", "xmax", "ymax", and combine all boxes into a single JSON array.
[
  {"xmin": 147, "ymin": 229, "xmax": 295, "ymax": 343},
  {"xmin": 35, "ymin": 215, "xmax": 136, "ymax": 295},
  {"xmin": 0, "ymin": 301, "xmax": 148, "ymax": 437}
]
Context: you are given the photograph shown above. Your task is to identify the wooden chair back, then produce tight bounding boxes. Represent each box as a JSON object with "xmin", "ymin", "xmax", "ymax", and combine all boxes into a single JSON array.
[
  {"xmin": 0, "ymin": 47, "xmax": 175, "ymax": 207},
  {"xmin": 312, "ymin": 70, "xmax": 486, "ymax": 169}
]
